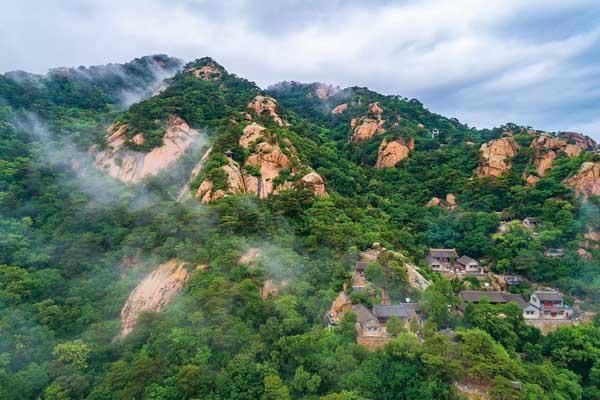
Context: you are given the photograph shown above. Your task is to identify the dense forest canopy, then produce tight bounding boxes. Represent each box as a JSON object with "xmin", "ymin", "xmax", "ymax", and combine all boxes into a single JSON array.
[{"xmin": 0, "ymin": 55, "xmax": 599, "ymax": 400}]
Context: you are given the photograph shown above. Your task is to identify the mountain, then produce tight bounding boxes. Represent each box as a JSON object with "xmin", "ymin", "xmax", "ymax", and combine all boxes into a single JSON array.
[{"xmin": 0, "ymin": 55, "xmax": 599, "ymax": 400}]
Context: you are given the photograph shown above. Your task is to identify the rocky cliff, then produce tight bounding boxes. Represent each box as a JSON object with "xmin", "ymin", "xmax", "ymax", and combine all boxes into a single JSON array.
[
  {"xmin": 246, "ymin": 95, "xmax": 287, "ymax": 126},
  {"xmin": 426, "ymin": 193, "xmax": 457, "ymax": 210},
  {"xmin": 349, "ymin": 102, "xmax": 386, "ymax": 143},
  {"xmin": 558, "ymin": 132, "xmax": 599, "ymax": 151},
  {"xmin": 475, "ymin": 137, "xmax": 519, "ymax": 178},
  {"xmin": 184, "ymin": 60, "xmax": 223, "ymax": 80},
  {"xmin": 565, "ymin": 161, "xmax": 600, "ymax": 198},
  {"xmin": 525, "ymin": 134, "xmax": 582, "ymax": 184},
  {"xmin": 94, "ymin": 115, "xmax": 201, "ymax": 183},
  {"xmin": 375, "ymin": 137, "xmax": 414, "ymax": 168},
  {"xmin": 195, "ymin": 122, "xmax": 327, "ymax": 203},
  {"xmin": 120, "ymin": 259, "xmax": 189, "ymax": 337}
]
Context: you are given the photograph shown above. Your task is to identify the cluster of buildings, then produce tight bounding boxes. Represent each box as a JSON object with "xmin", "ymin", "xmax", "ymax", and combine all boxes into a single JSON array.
[
  {"xmin": 458, "ymin": 289, "xmax": 574, "ymax": 321},
  {"xmin": 425, "ymin": 248, "xmax": 487, "ymax": 276},
  {"xmin": 330, "ymin": 252, "xmax": 578, "ymax": 350},
  {"xmin": 352, "ymin": 302, "xmax": 423, "ymax": 350}
]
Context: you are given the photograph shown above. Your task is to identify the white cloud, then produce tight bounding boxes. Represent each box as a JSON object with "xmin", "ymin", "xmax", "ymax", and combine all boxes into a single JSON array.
[{"xmin": 1, "ymin": 0, "xmax": 600, "ymax": 139}]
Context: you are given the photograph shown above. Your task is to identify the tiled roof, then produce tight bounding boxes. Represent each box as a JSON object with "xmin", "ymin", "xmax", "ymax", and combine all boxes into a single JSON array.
[
  {"xmin": 534, "ymin": 291, "xmax": 563, "ymax": 302},
  {"xmin": 373, "ymin": 304, "xmax": 419, "ymax": 319},
  {"xmin": 425, "ymin": 255, "xmax": 441, "ymax": 265},
  {"xmin": 459, "ymin": 290, "xmax": 528, "ymax": 309},
  {"xmin": 352, "ymin": 304, "xmax": 379, "ymax": 325},
  {"xmin": 457, "ymin": 255, "xmax": 478, "ymax": 265},
  {"xmin": 355, "ymin": 262, "xmax": 369, "ymax": 271},
  {"xmin": 429, "ymin": 248, "xmax": 458, "ymax": 258}
]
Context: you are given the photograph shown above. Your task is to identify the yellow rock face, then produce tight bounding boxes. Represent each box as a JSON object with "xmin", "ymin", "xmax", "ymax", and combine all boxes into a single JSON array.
[
  {"xmin": 375, "ymin": 137, "xmax": 414, "ymax": 168},
  {"xmin": 94, "ymin": 115, "xmax": 201, "ymax": 183},
  {"xmin": 475, "ymin": 137, "xmax": 519, "ymax": 178},
  {"xmin": 566, "ymin": 162, "xmax": 600, "ymax": 198},
  {"xmin": 119, "ymin": 259, "xmax": 190, "ymax": 337},
  {"xmin": 247, "ymin": 95, "xmax": 287, "ymax": 127}
]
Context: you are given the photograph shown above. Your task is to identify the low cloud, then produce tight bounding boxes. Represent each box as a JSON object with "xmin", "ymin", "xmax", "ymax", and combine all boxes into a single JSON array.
[{"xmin": 2, "ymin": 0, "xmax": 600, "ymax": 139}]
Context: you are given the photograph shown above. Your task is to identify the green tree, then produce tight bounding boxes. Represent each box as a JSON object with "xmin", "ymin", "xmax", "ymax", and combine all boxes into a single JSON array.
[
  {"xmin": 263, "ymin": 374, "xmax": 290, "ymax": 400},
  {"xmin": 52, "ymin": 340, "xmax": 90, "ymax": 370}
]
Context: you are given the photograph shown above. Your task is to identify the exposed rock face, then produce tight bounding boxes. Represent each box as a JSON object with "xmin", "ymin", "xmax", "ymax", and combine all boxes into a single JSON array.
[
  {"xmin": 94, "ymin": 115, "xmax": 201, "ymax": 183},
  {"xmin": 349, "ymin": 103, "xmax": 387, "ymax": 143},
  {"xmin": 558, "ymin": 132, "xmax": 599, "ymax": 151},
  {"xmin": 240, "ymin": 123, "xmax": 266, "ymax": 148},
  {"xmin": 246, "ymin": 142, "xmax": 292, "ymax": 198},
  {"xmin": 426, "ymin": 197, "xmax": 442, "ymax": 208},
  {"xmin": 177, "ymin": 147, "xmax": 213, "ymax": 201},
  {"xmin": 426, "ymin": 193, "xmax": 457, "ymax": 210},
  {"xmin": 530, "ymin": 134, "xmax": 582, "ymax": 178},
  {"xmin": 195, "ymin": 124, "xmax": 327, "ymax": 203},
  {"xmin": 260, "ymin": 279, "xmax": 288, "ymax": 299},
  {"xmin": 331, "ymin": 103, "xmax": 348, "ymax": 114},
  {"xmin": 120, "ymin": 259, "xmax": 189, "ymax": 337},
  {"xmin": 239, "ymin": 247, "xmax": 262, "ymax": 265},
  {"xmin": 349, "ymin": 117, "xmax": 385, "ymax": 143},
  {"xmin": 524, "ymin": 174, "xmax": 539, "ymax": 187},
  {"xmin": 328, "ymin": 291, "xmax": 352, "ymax": 322},
  {"xmin": 375, "ymin": 137, "xmax": 414, "ymax": 168},
  {"xmin": 368, "ymin": 102, "xmax": 383, "ymax": 115},
  {"xmin": 300, "ymin": 172, "xmax": 328, "ymax": 197},
  {"xmin": 475, "ymin": 137, "xmax": 519, "ymax": 178},
  {"xmin": 312, "ymin": 84, "xmax": 336, "ymax": 99},
  {"xmin": 247, "ymin": 95, "xmax": 287, "ymax": 126},
  {"xmin": 132, "ymin": 133, "xmax": 145, "ymax": 145},
  {"xmin": 184, "ymin": 62, "xmax": 222, "ymax": 80},
  {"xmin": 565, "ymin": 162, "xmax": 600, "ymax": 198},
  {"xmin": 446, "ymin": 193, "xmax": 457, "ymax": 210}
]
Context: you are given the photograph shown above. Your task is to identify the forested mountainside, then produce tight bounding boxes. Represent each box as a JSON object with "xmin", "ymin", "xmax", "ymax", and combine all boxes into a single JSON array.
[{"xmin": 1, "ymin": 56, "xmax": 599, "ymax": 400}]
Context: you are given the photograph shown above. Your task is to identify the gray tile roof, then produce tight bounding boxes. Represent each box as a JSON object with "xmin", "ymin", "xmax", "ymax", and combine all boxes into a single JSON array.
[
  {"xmin": 459, "ymin": 290, "xmax": 528, "ymax": 309},
  {"xmin": 352, "ymin": 304, "xmax": 379, "ymax": 325},
  {"xmin": 534, "ymin": 291, "xmax": 563, "ymax": 302},
  {"xmin": 429, "ymin": 248, "xmax": 458, "ymax": 258},
  {"xmin": 425, "ymin": 255, "xmax": 441, "ymax": 265},
  {"xmin": 372, "ymin": 304, "xmax": 419, "ymax": 320},
  {"xmin": 457, "ymin": 255, "xmax": 478, "ymax": 265},
  {"xmin": 355, "ymin": 262, "xmax": 369, "ymax": 272}
]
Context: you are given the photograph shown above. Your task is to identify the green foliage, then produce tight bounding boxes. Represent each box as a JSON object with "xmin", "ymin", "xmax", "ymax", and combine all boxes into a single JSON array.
[{"xmin": 0, "ymin": 56, "xmax": 598, "ymax": 400}]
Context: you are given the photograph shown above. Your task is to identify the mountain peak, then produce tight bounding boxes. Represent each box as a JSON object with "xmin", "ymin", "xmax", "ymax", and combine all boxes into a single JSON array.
[{"xmin": 183, "ymin": 57, "xmax": 226, "ymax": 80}]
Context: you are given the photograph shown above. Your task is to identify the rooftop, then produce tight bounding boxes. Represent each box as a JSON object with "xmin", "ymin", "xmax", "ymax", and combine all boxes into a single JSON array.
[
  {"xmin": 457, "ymin": 255, "xmax": 478, "ymax": 265},
  {"xmin": 425, "ymin": 255, "xmax": 441, "ymax": 265},
  {"xmin": 373, "ymin": 304, "xmax": 419, "ymax": 319},
  {"xmin": 534, "ymin": 291, "xmax": 563, "ymax": 302},
  {"xmin": 429, "ymin": 248, "xmax": 458, "ymax": 258},
  {"xmin": 352, "ymin": 304, "xmax": 379, "ymax": 325},
  {"xmin": 459, "ymin": 290, "xmax": 528, "ymax": 309},
  {"xmin": 355, "ymin": 261, "xmax": 369, "ymax": 272}
]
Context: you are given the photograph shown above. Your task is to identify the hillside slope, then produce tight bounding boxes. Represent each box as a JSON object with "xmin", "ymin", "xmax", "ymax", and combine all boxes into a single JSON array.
[{"xmin": 0, "ymin": 55, "xmax": 599, "ymax": 400}]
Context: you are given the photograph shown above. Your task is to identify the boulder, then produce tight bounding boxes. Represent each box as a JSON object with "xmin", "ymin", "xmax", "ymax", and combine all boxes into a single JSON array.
[
  {"xmin": 565, "ymin": 162, "xmax": 600, "ymax": 198},
  {"xmin": 247, "ymin": 95, "xmax": 287, "ymax": 126},
  {"xmin": 475, "ymin": 137, "xmax": 519, "ymax": 177},
  {"xmin": 375, "ymin": 137, "xmax": 414, "ymax": 168},
  {"xmin": 184, "ymin": 62, "xmax": 222, "ymax": 80},
  {"xmin": 239, "ymin": 123, "xmax": 266, "ymax": 149},
  {"xmin": 331, "ymin": 103, "xmax": 348, "ymax": 114},
  {"xmin": 119, "ymin": 259, "xmax": 189, "ymax": 337},
  {"xmin": 349, "ymin": 118, "xmax": 385, "ymax": 143},
  {"xmin": 94, "ymin": 115, "xmax": 201, "ymax": 183},
  {"xmin": 300, "ymin": 171, "xmax": 328, "ymax": 197},
  {"xmin": 368, "ymin": 102, "xmax": 384, "ymax": 115},
  {"xmin": 195, "ymin": 128, "xmax": 327, "ymax": 202},
  {"xmin": 530, "ymin": 134, "xmax": 582, "ymax": 179}
]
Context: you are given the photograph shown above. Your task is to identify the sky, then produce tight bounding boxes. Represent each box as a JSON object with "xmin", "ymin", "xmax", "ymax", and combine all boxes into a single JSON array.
[{"xmin": 2, "ymin": 0, "xmax": 600, "ymax": 140}]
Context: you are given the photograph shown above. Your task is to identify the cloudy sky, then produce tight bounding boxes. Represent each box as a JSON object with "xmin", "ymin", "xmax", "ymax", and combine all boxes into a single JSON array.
[{"xmin": 2, "ymin": 0, "xmax": 600, "ymax": 139}]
